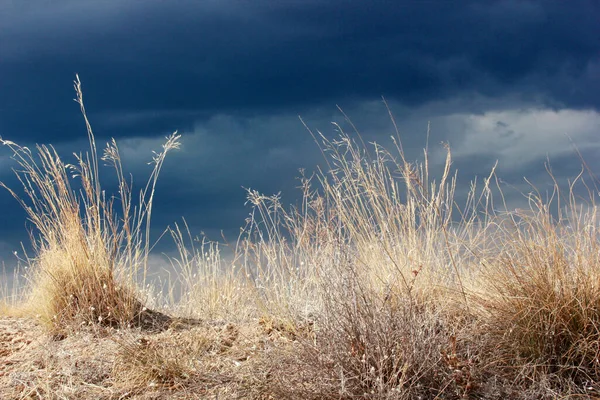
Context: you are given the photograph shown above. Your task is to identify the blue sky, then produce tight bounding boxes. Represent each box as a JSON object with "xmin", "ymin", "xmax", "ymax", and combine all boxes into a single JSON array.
[{"xmin": 1, "ymin": 0, "xmax": 599, "ymax": 269}]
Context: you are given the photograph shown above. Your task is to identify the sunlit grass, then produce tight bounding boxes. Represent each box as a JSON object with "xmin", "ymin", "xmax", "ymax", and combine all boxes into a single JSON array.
[
  {"xmin": 1, "ymin": 80, "xmax": 600, "ymax": 398},
  {"xmin": 0, "ymin": 76, "xmax": 180, "ymax": 334}
]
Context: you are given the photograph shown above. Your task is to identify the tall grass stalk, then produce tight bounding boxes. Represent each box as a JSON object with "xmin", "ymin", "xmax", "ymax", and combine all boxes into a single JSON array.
[{"xmin": 0, "ymin": 76, "xmax": 180, "ymax": 332}]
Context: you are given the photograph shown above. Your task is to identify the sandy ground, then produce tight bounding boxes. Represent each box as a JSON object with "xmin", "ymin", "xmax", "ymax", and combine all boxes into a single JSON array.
[
  {"xmin": 0, "ymin": 316, "xmax": 126, "ymax": 399},
  {"xmin": 0, "ymin": 315, "xmax": 275, "ymax": 399}
]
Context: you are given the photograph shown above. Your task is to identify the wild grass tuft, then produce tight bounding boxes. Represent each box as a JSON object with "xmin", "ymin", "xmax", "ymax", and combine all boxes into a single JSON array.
[
  {"xmin": 0, "ymin": 76, "xmax": 180, "ymax": 333},
  {"xmin": 475, "ymin": 184, "xmax": 600, "ymax": 385},
  {"xmin": 236, "ymin": 116, "xmax": 493, "ymax": 398}
]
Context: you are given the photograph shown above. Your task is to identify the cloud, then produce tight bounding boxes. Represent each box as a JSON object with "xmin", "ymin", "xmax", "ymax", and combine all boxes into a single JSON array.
[
  {"xmin": 1, "ymin": 1, "xmax": 598, "ymax": 144},
  {"xmin": 1, "ymin": 1, "xmax": 599, "ymax": 276},
  {"xmin": 447, "ymin": 109, "xmax": 600, "ymax": 168}
]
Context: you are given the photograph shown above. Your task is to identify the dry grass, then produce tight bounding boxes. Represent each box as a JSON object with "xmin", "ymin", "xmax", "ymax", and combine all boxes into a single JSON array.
[
  {"xmin": 167, "ymin": 223, "xmax": 258, "ymax": 323},
  {"xmin": 234, "ymin": 118, "xmax": 491, "ymax": 399},
  {"xmin": 474, "ymin": 193, "xmax": 600, "ymax": 389},
  {"xmin": 1, "ymin": 81, "xmax": 600, "ymax": 398},
  {"xmin": 0, "ymin": 76, "xmax": 180, "ymax": 334},
  {"xmin": 0, "ymin": 265, "xmax": 24, "ymax": 317}
]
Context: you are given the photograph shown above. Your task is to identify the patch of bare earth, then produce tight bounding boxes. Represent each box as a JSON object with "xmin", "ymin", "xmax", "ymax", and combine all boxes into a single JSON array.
[
  {"xmin": 0, "ymin": 316, "xmax": 120, "ymax": 399},
  {"xmin": 0, "ymin": 316, "xmax": 304, "ymax": 399}
]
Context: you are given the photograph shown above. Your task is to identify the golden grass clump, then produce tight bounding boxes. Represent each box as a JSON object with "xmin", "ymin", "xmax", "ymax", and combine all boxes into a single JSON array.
[
  {"xmin": 475, "ymin": 193, "xmax": 600, "ymax": 382},
  {"xmin": 0, "ymin": 76, "xmax": 180, "ymax": 333}
]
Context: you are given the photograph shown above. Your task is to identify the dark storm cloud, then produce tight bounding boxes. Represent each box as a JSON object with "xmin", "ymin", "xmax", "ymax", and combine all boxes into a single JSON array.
[
  {"xmin": 1, "ymin": 0, "xmax": 599, "ymax": 143},
  {"xmin": 1, "ymin": 0, "xmax": 600, "ymax": 270}
]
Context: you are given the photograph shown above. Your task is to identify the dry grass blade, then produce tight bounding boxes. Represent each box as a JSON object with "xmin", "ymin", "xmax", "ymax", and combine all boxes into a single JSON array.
[{"xmin": 0, "ymin": 77, "xmax": 180, "ymax": 334}]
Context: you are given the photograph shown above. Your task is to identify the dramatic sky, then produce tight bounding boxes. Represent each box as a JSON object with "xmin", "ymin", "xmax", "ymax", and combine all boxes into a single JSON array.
[{"xmin": 1, "ymin": 0, "xmax": 599, "ymax": 272}]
